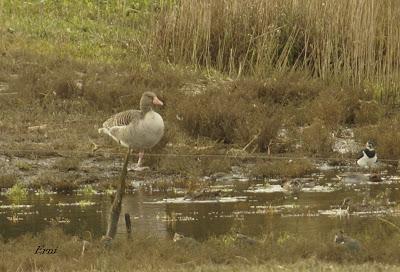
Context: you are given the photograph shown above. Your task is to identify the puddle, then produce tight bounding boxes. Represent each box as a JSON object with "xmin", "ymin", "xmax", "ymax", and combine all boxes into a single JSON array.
[
  {"xmin": 147, "ymin": 196, "xmax": 247, "ymax": 204},
  {"xmin": 302, "ymin": 185, "xmax": 338, "ymax": 193},
  {"xmin": 1, "ymin": 164, "xmax": 400, "ymax": 241},
  {"xmin": 245, "ymin": 184, "xmax": 284, "ymax": 193}
]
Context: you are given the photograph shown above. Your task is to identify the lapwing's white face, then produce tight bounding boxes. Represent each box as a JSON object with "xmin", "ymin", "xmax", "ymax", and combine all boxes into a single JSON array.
[{"xmin": 366, "ymin": 142, "xmax": 374, "ymax": 150}]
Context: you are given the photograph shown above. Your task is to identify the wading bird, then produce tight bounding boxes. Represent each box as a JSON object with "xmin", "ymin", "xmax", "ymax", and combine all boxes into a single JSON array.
[
  {"xmin": 357, "ymin": 141, "xmax": 377, "ymax": 168},
  {"xmin": 99, "ymin": 91, "xmax": 164, "ymax": 171}
]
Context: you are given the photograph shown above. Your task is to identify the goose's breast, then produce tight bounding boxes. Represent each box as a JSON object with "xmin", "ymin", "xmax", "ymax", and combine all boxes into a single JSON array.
[
  {"xmin": 143, "ymin": 111, "xmax": 164, "ymax": 133},
  {"xmin": 129, "ymin": 111, "xmax": 164, "ymax": 148}
]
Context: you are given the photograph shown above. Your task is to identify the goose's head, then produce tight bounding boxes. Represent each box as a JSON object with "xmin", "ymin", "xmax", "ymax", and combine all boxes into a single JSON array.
[{"xmin": 140, "ymin": 91, "xmax": 163, "ymax": 112}]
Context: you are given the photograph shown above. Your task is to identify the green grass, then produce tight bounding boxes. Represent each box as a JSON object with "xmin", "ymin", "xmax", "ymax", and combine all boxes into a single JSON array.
[
  {"xmin": 5, "ymin": 183, "xmax": 28, "ymax": 204},
  {"xmin": 0, "ymin": 0, "xmax": 153, "ymax": 63},
  {"xmin": 15, "ymin": 160, "xmax": 32, "ymax": 171}
]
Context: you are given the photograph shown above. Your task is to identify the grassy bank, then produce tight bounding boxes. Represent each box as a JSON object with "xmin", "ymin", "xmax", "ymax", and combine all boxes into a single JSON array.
[
  {"xmin": 1, "ymin": 228, "xmax": 400, "ymax": 272},
  {"xmin": 1, "ymin": 2, "xmax": 400, "ymax": 177}
]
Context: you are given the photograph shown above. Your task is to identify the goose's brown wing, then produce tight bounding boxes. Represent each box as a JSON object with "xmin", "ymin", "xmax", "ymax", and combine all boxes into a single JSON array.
[{"xmin": 102, "ymin": 110, "xmax": 141, "ymax": 128}]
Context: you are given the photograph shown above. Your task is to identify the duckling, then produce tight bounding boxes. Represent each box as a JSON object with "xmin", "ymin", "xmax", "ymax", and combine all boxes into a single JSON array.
[
  {"xmin": 357, "ymin": 141, "xmax": 377, "ymax": 168},
  {"xmin": 281, "ymin": 179, "xmax": 303, "ymax": 195},
  {"xmin": 334, "ymin": 230, "xmax": 361, "ymax": 251},
  {"xmin": 184, "ymin": 188, "xmax": 222, "ymax": 201},
  {"xmin": 173, "ymin": 233, "xmax": 199, "ymax": 247},
  {"xmin": 234, "ymin": 232, "xmax": 260, "ymax": 246},
  {"xmin": 101, "ymin": 235, "xmax": 113, "ymax": 248}
]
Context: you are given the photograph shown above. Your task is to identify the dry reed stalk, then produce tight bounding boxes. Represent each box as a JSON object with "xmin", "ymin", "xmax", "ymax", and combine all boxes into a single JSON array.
[{"xmin": 152, "ymin": 0, "xmax": 400, "ymax": 102}]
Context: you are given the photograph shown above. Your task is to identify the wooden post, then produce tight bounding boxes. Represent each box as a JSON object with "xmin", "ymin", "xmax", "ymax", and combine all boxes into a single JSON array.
[
  {"xmin": 125, "ymin": 213, "xmax": 132, "ymax": 239},
  {"xmin": 105, "ymin": 148, "xmax": 130, "ymax": 239}
]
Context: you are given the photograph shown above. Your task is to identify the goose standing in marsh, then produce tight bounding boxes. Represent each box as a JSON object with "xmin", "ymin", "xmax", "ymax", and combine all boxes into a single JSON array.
[
  {"xmin": 357, "ymin": 141, "xmax": 377, "ymax": 168},
  {"xmin": 99, "ymin": 91, "xmax": 164, "ymax": 171}
]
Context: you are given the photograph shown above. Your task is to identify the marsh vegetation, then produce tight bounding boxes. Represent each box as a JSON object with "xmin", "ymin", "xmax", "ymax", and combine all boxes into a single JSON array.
[{"xmin": 2, "ymin": 0, "xmax": 400, "ymax": 271}]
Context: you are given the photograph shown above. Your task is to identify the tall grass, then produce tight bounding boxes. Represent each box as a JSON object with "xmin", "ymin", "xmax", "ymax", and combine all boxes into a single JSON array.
[
  {"xmin": 4, "ymin": 0, "xmax": 400, "ymax": 101},
  {"xmin": 153, "ymin": 0, "xmax": 400, "ymax": 102},
  {"xmin": 2, "ymin": 228, "xmax": 400, "ymax": 271}
]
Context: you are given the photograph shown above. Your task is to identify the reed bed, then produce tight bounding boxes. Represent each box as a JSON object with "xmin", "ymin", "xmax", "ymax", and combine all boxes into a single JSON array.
[{"xmin": 153, "ymin": 0, "xmax": 400, "ymax": 102}]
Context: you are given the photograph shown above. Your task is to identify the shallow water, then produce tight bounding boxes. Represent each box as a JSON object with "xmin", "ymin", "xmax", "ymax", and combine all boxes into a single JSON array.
[{"xmin": 1, "ymin": 172, "xmax": 400, "ymax": 241}]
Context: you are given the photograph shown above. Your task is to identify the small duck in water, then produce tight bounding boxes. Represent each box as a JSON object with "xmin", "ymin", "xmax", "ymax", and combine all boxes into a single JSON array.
[{"xmin": 357, "ymin": 141, "xmax": 377, "ymax": 168}]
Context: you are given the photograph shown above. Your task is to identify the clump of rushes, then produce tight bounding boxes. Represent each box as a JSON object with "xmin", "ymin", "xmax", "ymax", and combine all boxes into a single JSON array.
[
  {"xmin": 0, "ymin": 174, "xmax": 18, "ymax": 189},
  {"xmin": 301, "ymin": 119, "xmax": 333, "ymax": 154},
  {"xmin": 6, "ymin": 183, "xmax": 28, "ymax": 204},
  {"xmin": 309, "ymin": 90, "xmax": 347, "ymax": 130},
  {"xmin": 175, "ymin": 75, "xmax": 323, "ymax": 148},
  {"xmin": 177, "ymin": 89, "xmax": 245, "ymax": 144},
  {"xmin": 32, "ymin": 171, "xmax": 79, "ymax": 193},
  {"xmin": 158, "ymin": 156, "xmax": 200, "ymax": 176},
  {"xmin": 80, "ymin": 185, "xmax": 97, "ymax": 196},
  {"xmin": 200, "ymin": 158, "xmax": 232, "ymax": 176},
  {"xmin": 15, "ymin": 160, "xmax": 32, "ymax": 171},
  {"xmin": 251, "ymin": 159, "xmax": 314, "ymax": 178},
  {"xmin": 53, "ymin": 157, "xmax": 81, "ymax": 172},
  {"xmin": 78, "ymin": 200, "xmax": 94, "ymax": 208},
  {"xmin": 257, "ymin": 115, "xmax": 282, "ymax": 153},
  {"xmin": 355, "ymin": 100, "xmax": 385, "ymax": 125}
]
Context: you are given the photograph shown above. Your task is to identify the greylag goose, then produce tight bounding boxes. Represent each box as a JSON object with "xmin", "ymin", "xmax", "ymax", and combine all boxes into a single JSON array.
[
  {"xmin": 98, "ymin": 91, "xmax": 164, "ymax": 171},
  {"xmin": 357, "ymin": 141, "xmax": 377, "ymax": 168}
]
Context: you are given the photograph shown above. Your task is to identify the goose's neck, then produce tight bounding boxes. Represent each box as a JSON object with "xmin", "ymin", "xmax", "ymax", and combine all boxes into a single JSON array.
[{"xmin": 140, "ymin": 103, "xmax": 153, "ymax": 115}]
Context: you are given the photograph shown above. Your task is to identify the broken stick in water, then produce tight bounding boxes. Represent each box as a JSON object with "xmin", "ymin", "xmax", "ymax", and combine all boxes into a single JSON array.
[{"xmin": 103, "ymin": 147, "xmax": 130, "ymax": 242}]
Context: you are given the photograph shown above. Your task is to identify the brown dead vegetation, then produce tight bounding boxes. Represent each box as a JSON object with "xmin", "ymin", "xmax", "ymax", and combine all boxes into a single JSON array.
[
  {"xmin": 1, "ymin": 227, "xmax": 400, "ymax": 271},
  {"xmin": 251, "ymin": 159, "xmax": 314, "ymax": 178}
]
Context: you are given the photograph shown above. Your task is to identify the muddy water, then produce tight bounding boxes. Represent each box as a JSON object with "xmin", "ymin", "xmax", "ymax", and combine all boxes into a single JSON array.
[{"xmin": 1, "ymin": 174, "xmax": 400, "ymax": 241}]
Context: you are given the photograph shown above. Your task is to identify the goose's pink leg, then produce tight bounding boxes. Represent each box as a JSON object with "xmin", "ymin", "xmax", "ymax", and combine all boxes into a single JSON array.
[
  {"xmin": 137, "ymin": 151, "xmax": 144, "ymax": 167},
  {"xmin": 129, "ymin": 150, "xmax": 148, "ymax": 171}
]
